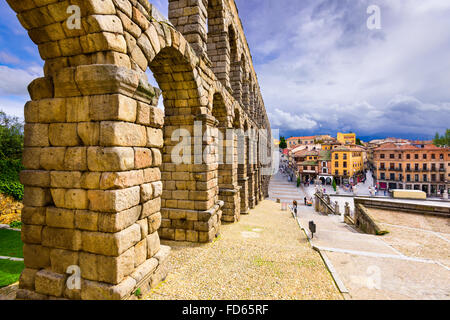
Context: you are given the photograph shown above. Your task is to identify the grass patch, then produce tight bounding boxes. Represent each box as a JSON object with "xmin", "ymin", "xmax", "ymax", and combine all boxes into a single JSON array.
[
  {"xmin": 0, "ymin": 259, "xmax": 24, "ymax": 288},
  {"xmin": 0, "ymin": 229, "xmax": 23, "ymax": 258},
  {"xmin": 253, "ymin": 256, "xmax": 274, "ymax": 268}
]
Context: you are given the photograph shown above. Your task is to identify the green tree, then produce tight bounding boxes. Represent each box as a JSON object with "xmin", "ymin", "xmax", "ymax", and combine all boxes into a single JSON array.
[
  {"xmin": 279, "ymin": 136, "xmax": 287, "ymax": 149},
  {"xmin": 332, "ymin": 178, "xmax": 337, "ymax": 192},
  {"xmin": 0, "ymin": 111, "xmax": 24, "ymax": 160},
  {"xmin": 296, "ymin": 176, "xmax": 301, "ymax": 188},
  {"xmin": 356, "ymin": 138, "xmax": 363, "ymax": 146},
  {"xmin": 433, "ymin": 129, "xmax": 450, "ymax": 147}
]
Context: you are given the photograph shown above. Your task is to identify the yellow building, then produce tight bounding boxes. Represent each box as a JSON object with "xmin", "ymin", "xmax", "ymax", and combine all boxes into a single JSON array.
[
  {"xmin": 273, "ymin": 139, "xmax": 280, "ymax": 147},
  {"xmin": 337, "ymin": 132, "xmax": 356, "ymax": 145},
  {"xmin": 331, "ymin": 146, "xmax": 364, "ymax": 183}
]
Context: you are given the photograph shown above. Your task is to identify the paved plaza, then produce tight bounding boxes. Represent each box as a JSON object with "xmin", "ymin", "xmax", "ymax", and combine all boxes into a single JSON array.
[{"xmin": 270, "ymin": 172, "xmax": 450, "ymax": 300}]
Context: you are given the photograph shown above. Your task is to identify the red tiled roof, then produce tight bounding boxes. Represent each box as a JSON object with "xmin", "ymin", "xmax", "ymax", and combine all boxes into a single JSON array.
[
  {"xmin": 374, "ymin": 142, "xmax": 449, "ymax": 151},
  {"xmin": 287, "ymin": 136, "xmax": 316, "ymax": 141}
]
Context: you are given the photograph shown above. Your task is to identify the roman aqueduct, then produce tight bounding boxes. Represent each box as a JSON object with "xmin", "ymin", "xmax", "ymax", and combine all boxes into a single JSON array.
[{"xmin": 6, "ymin": 0, "xmax": 273, "ymax": 299}]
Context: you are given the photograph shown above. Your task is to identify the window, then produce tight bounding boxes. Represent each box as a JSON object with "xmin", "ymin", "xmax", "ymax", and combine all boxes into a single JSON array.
[
  {"xmin": 415, "ymin": 174, "xmax": 419, "ymax": 182},
  {"xmin": 390, "ymin": 173, "xmax": 395, "ymax": 180},
  {"xmin": 415, "ymin": 154, "xmax": 419, "ymax": 159},
  {"xmin": 415, "ymin": 164, "xmax": 419, "ymax": 170},
  {"xmin": 407, "ymin": 154, "xmax": 411, "ymax": 159},
  {"xmin": 380, "ymin": 163, "xmax": 385, "ymax": 169},
  {"xmin": 423, "ymin": 164, "xmax": 427, "ymax": 170},
  {"xmin": 390, "ymin": 154, "xmax": 395, "ymax": 159},
  {"xmin": 440, "ymin": 154, "xmax": 444, "ymax": 160},
  {"xmin": 407, "ymin": 164, "xmax": 411, "ymax": 170},
  {"xmin": 335, "ymin": 170, "xmax": 339, "ymax": 175},
  {"xmin": 432, "ymin": 154, "xmax": 436, "ymax": 159},
  {"xmin": 335, "ymin": 154, "xmax": 339, "ymax": 160},
  {"xmin": 423, "ymin": 175, "xmax": 427, "ymax": 182},
  {"xmin": 440, "ymin": 174, "xmax": 445, "ymax": 181},
  {"xmin": 335, "ymin": 161, "xmax": 339, "ymax": 167},
  {"xmin": 390, "ymin": 163, "xmax": 395, "ymax": 170},
  {"xmin": 406, "ymin": 174, "xmax": 411, "ymax": 182},
  {"xmin": 343, "ymin": 161, "xmax": 347, "ymax": 168},
  {"xmin": 380, "ymin": 154, "xmax": 385, "ymax": 159},
  {"xmin": 380, "ymin": 173, "xmax": 385, "ymax": 180},
  {"xmin": 343, "ymin": 154, "xmax": 347, "ymax": 160},
  {"xmin": 343, "ymin": 170, "xmax": 348, "ymax": 176},
  {"xmin": 399, "ymin": 154, "xmax": 402, "ymax": 159}
]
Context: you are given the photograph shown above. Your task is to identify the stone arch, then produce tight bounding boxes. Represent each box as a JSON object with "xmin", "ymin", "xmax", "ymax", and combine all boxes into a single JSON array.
[
  {"xmin": 8, "ymin": 0, "xmax": 271, "ymax": 301},
  {"xmin": 6, "ymin": 0, "xmax": 223, "ymax": 301}
]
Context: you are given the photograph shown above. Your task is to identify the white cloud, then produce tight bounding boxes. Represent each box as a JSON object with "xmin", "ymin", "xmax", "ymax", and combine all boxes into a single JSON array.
[
  {"xmin": 0, "ymin": 97, "xmax": 26, "ymax": 119},
  {"xmin": 268, "ymin": 108, "xmax": 317, "ymax": 130},
  {"xmin": 0, "ymin": 51, "xmax": 21, "ymax": 65},
  {"xmin": 238, "ymin": 0, "xmax": 450, "ymax": 137},
  {"xmin": 0, "ymin": 65, "xmax": 42, "ymax": 96}
]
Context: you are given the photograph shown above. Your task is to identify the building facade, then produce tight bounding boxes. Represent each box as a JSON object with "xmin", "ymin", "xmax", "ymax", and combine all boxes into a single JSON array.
[
  {"xmin": 287, "ymin": 136, "xmax": 316, "ymax": 148},
  {"xmin": 331, "ymin": 146, "xmax": 364, "ymax": 184},
  {"xmin": 374, "ymin": 143, "xmax": 450, "ymax": 195},
  {"xmin": 337, "ymin": 132, "xmax": 356, "ymax": 145}
]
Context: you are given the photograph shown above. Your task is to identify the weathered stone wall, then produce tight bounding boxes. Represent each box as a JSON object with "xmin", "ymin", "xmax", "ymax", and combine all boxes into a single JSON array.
[
  {"xmin": 6, "ymin": 0, "xmax": 272, "ymax": 300},
  {"xmin": 353, "ymin": 203, "xmax": 386, "ymax": 235}
]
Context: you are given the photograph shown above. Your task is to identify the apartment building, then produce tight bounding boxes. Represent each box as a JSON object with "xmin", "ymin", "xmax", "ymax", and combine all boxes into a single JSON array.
[
  {"xmin": 331, "ymin": 146, "xmax": 364, "ymax": 185},
  {"xmin": 374, "ymin": 143, "xmax": 450, "ymax": 195}
]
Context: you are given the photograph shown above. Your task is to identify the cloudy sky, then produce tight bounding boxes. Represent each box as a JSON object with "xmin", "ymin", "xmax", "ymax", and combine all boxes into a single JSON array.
[{"xmin": 1, "ymin": 0, "xmax": 449, "ymax": 140}]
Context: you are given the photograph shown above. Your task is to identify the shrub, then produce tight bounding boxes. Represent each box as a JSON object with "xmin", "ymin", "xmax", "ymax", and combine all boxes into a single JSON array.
[
  {"xmin": 0, "ymin": 111, "xmax": 24, "ymax": 161},
  {"xmin": 0, "ymin": 159, "xmax": 24, "ymax": 200},
  {"xmin": 9, "ymin": 221, "xmax": 22, "ymax": 229}
]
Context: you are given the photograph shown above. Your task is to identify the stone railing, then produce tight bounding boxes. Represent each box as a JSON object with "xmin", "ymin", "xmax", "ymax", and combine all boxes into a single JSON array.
[
  {"xmin": 353, "ymin": 203, "xmax": 388, "ymax": 235},
  {"xmin": 354, "ymin": 198, "xmax": 450, "ymax": 217},
  {"xmin": 314, "ymin": 190, "xmax": 350, "ymax": 216}
]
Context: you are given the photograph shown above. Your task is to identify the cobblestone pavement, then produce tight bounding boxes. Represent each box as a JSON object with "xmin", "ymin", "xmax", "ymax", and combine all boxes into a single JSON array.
[{"xmin": 146, "ymin": 198, "xmax": 342, "ymax": 300}]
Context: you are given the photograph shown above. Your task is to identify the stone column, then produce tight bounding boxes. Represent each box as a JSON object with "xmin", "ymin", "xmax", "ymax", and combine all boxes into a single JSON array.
[
  {"xmin": 237, "ymin": 128, "xmax": 249, "ymax": 214},
  {"xmin": 19, "ymin": 63, "xmax": 170, "ymax": 300},
  {"xmin": 218, "ymin": 128, "xmax": 241, "ymax": 223},
  {"xmin": 160, "ymin": 114, "xmax": 223, "ymax": 243}
]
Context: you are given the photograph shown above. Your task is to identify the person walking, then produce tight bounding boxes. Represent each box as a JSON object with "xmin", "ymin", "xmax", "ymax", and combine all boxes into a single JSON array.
[
  {"xmin": 304, "ymin": 197, "xmax": 307, "ymax": 205},
  {"xmin": 293, "ymin": 200, "xmax": 298, "ymax": 217}
]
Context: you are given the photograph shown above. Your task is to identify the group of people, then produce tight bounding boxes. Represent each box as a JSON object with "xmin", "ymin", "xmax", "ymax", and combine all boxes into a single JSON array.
[{"xmin": 291, "ymin": 196, "xmax": 313, "ymax": 217}]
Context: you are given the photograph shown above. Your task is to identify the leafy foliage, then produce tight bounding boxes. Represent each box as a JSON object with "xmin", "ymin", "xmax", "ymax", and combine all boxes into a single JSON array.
[
  {"xmin": 0, "ymin": 111, "xmax": 24, "ymax": 200},
  {"xmin": 9, "ymin": 221, "xmax": 22, "ymax": 229},
  {"xmin": 0, "ymin": 159, "xmax": 24, "ymax": 200},
  {"xmin": 433, "ymin": 129, "xmax": 450, "ymax": 147},
  {"xmin": 0, "ymin": 111, "xmax": 24, "ymax": 160},
  {"xmin": 279, "ymin": 136, "xmax": 287, "ymax": 149}
]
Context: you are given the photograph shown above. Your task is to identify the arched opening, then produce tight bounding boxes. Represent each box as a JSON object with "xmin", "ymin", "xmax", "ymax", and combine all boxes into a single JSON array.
[
  {"xmin": 237, "ymin": 119, "xmax": 249, "ymax": 214},
  {"xmin": 147, "ymin": 46, "xmax": 221, "ymax": 243},
  {"xmin": 247, "ymin": 124, "xmax": 257, "ymax": 209},
  {"xmin": 212, "ymin": 94, "xmax": 240, "ymax": 223}
]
